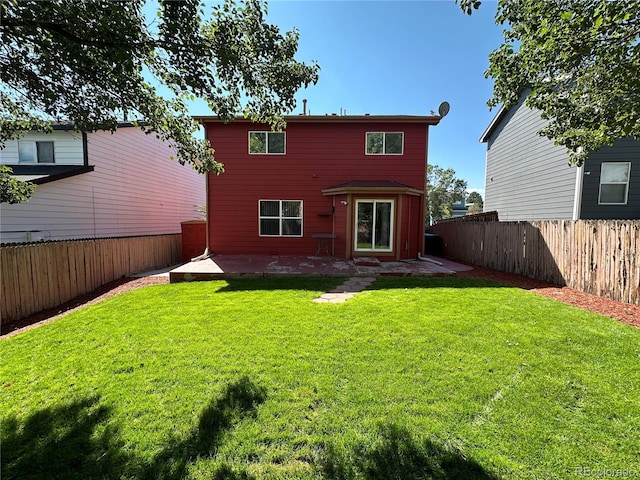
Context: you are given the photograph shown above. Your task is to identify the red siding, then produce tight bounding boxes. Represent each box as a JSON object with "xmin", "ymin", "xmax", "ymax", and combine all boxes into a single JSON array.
[{"xmin": 205, "ymin": 120, "xmax": 430, "ymax": 259}]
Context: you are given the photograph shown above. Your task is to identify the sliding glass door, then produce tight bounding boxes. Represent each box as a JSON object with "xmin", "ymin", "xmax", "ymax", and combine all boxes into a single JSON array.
[{"xmin": 355, "ymin": 200, "xmax": 394, "ymax": 252}]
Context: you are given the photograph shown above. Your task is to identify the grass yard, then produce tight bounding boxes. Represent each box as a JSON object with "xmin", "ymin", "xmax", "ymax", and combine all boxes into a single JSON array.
[{"xmin": 1, "ymin": 276, "xmax": 639, "ymax": 479}]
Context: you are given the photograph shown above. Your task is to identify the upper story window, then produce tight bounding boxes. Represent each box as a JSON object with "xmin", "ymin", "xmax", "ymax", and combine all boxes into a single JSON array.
[
  {"xmin": 259, "ymin": 200, "xmax": 302, "ymax": 236},
  {"xmin": 366, "ymin": 132, "xmax": 404, "ymax": 155},
  {"xmin": 249, "ymin": 131, "xmax": 285, "ymax": 154},
  {"xmin": 599, "ymin": 162, "xmax": 631, "ymax": 205},
  {"xmin": 19, "ymin": 141, "xmax": 55, "ymax": 163}
]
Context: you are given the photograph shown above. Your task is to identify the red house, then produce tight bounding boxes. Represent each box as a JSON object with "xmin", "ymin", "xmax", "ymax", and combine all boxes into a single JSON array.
[{"xmin": 196, "ymin": 114, "xmax": 441, "ymax": 260}]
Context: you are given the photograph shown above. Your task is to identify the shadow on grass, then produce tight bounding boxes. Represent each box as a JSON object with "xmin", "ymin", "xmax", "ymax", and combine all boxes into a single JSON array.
[
  {"xmin": 1, "ymin": 396, "xmax": 128, "ymax": 480},
  {"xmin": 365, "ymin": 276, "xmax": 510, "ymax": 291},
  {"xmin": 320, "ymin": 423, "xmax": 499, "ymax": 480},
  {"xmin": 142, "ymin": 375, "xmax": 266, "ymax": 480},
  {"xmin": 213, "ymin": 276, "xmax": 509, "ymax": 295},
  {"xmin": 1, "ymin": 377, "xmax": 266, "ymax": 480},
  {"xmin": 213, "ymin": 276, "xmax": 348, "ymax": 293}
]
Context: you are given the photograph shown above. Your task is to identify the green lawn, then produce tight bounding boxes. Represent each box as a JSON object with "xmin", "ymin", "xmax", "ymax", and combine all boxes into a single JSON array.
[{"xmin": 2, "ymin": 277, "xmax": 639, "ymax": 480}]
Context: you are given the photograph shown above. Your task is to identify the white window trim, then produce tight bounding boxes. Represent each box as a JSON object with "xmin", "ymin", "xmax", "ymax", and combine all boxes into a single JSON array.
[
  {"xmin": 354, "ymin": 199, "xmax": 395, "ymax": 252},
  {"xmin": 248, "ymin": 131, "xmax": 286, "ymax": 155},
  {"xmin": 598, "ymin": 162, "xmax": 631, "ymax": 205},
  {"xmin": 18, "ymin": 140, "xmax": 56, "ymax": 164},
  {"xmin": 365, "ymin": 132, "xmax": 404, "ymax": 155},
  {"xmin": 258, "ymin": 199, "xmax": 303, "ymax": 237}
]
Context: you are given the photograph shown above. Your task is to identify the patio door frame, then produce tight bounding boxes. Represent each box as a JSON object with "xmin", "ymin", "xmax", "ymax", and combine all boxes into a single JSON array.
[{"xmin": 353, "ymin": 198, "xmax": 395, "ymax": 254}]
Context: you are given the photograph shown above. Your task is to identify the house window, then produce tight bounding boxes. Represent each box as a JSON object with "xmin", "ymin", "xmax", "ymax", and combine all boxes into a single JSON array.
[
  {"xmin": 249, "ymin": 131, "xmax": 285, "ymax": 154},
  {"xmin": 365, "ymin": 132, "xmax": 403, "ymax": 155},
  {"xmin": 18, "ymin": 141, "xmax": 55, "ymax": 163},
  {"xmin": 355, "ymin": 199, "xmax": 394, "ymax": 252},
  {"xmin": 599, "ymin": 162, "xmax": 631, "ymax": 205},
  {"xmin": 259, "ymin": 200, "xmax": 302, "ymax": 236}
]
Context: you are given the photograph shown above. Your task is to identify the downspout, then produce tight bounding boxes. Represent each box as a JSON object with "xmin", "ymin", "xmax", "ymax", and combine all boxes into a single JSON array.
[
  {"xmin": 418, "ymin": 253, "xmax": 443, "ymax": 266},
  {"xmin": 572, "ymin": 161, "xmax": 584, "ymax": 221},
  {"xmin": 407, "ymin": 193, "xmax": 411, "ymax": 259},
  {"xmin": 419, "ymin": 124, "xmax": 429, "ymax": 257},
  {"xmin": 419, "ymin": 115, "xmax": 445, "ymax": 264},
  {"xmin": 331, "ymin": 196, "xmax": 336, "ymax": 256},
  {"xmin": 192, "ymin": 122, "xmax": 212, "ymax": 261},
  {"xmin": 191, "ymin": 175, "xmax": 210, "ymax": 261},
  {"xmin": 82, "ymin": 132, "xmax": 89, "ymax": 166}
]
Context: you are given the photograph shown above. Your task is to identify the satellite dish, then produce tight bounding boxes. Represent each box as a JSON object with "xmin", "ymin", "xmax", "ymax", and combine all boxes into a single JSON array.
[{"xmin": 438, "ymin": 101, "xmax": 450, "ymax": 117}]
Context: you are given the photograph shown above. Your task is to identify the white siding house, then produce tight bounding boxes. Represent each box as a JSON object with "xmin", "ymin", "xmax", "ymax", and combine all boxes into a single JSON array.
[{"xmin": 0, "ymin": 125, "xmax": 205, "ymax": 243}]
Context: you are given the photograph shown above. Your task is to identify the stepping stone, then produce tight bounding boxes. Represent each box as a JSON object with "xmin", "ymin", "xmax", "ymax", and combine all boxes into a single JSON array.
[{"xmin": 313, "ymin": 277, "xmax": 376, "ymax": 303}]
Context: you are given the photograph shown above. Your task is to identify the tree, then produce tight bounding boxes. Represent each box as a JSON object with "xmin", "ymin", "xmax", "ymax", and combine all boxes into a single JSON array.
[
  {"xmin": 466, "ymin": 191, "xmax": 483, "ymax": 205},
  {"xmin": 457, "ymin": 0, "xmax": 640, "ymax": 166},
  {"xmin": 426, "ymin": 164, "xmax": 467, "ymax": 225},
  {"xmin": 466, "ymin": 191, "xmax": 483, "ymax": 213},
  {"xmin": 0, "ymin": 0, "xmax": 319, "ymax": 175},
  {"xmin": 0, "ymin": 166, "xmax": 36, "ymax": 204}
]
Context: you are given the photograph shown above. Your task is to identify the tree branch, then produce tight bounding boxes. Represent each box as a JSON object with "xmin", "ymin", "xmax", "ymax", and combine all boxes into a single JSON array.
[{"xmin": 1, "ymin": 18, "xmax": 155, "ymax": 50}]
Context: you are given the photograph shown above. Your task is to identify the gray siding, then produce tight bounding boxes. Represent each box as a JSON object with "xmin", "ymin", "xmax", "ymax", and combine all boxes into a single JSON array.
[
  {"xmin": 580, "ymin": 138, "xmax": 640, "ymax": 219},
  {"xmin": 484, "ymin": 95, "xmax": 578, "ymax": 221}
]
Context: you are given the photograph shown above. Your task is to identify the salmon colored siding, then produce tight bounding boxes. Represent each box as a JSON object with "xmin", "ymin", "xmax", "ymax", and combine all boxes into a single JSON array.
[{"xmin": 204, "ymin": 119, "xmax": 432, "ymax": 259}]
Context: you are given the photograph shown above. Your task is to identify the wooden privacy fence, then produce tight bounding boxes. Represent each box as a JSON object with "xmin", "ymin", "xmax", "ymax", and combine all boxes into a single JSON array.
[
  {"xmin": 429, "ymin": 220, "xmax": 640, "ymax": 306},
  {"xmin": 1, "ymin": 234, "xmax": 182, "ymax": 325}
]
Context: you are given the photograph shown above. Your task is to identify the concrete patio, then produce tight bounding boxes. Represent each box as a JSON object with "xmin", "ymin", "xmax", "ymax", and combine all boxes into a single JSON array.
[{"xmin": 168, "ymin": 254, "xmax": 472, "ymax": 283}]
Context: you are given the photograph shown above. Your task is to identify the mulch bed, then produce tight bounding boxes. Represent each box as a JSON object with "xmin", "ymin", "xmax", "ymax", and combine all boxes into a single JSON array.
[
  {"xmin": 456, "ymin": 265, "xmax": 640, "ymax": 329},
  {"xmin": 2, "ymin": 266, "xmax": 638, "ymax": 338}
]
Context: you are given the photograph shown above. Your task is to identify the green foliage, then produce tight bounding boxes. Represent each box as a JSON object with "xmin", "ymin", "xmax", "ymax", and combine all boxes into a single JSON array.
[
  {"xmin": 194, "ymin": 204, "xmax": 207, "ymax": 220},
  {"xmin": 249, "ymin": 132, "xmax": 267, "ymax": 153},
  {"xmin": 426, "ymin": 164, "xmax": 467, "ymax": 225},
  {"xmin": 458, "ymin": 0, "xmax": 640, "ymax": 166},
  {"xmin": 467, "ymin": 191, "xmax": 483, "ymax": 213},
  {"xmin": 466, "ymin": 191, "xmax": 483, "ymax": 205},
  {"xmin": 365, "ymin": 132, "xmax": 384, "ymax": 154},
  {"xmin": 365, "ymin": 132, "xmax": 403, "ymax": 154},
  {"xmin": 456, "ymin": 0, "xmax": 482, "ymax": 16},
  {"xmin": 2, "ymin": 277, "xmax": 639, "ymax": 479},
  {"xmin": 0, "ymin": 0, "xmax": 319, "ymax": 173},
  {"xmin": 0, "ymin": 166, "xmax": 35, "ymax": 204}
]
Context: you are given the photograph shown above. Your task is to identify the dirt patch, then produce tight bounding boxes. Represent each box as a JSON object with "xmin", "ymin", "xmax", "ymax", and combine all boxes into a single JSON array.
[{"xmin": 2, "ymin": 266, "xmax": 638, "ymax": 338}]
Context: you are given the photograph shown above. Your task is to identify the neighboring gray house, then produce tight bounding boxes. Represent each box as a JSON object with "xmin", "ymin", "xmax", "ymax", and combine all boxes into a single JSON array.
[
  {"xmin": 450, "ymin": 199, "xmax": 468, "ymax": 218},
  {"xmin": 480, "ymin": 94, "xmax": 640, "ymax": 220}
]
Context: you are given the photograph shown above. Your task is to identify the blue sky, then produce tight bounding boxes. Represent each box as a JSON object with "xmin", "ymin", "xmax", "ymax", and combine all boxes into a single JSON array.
[{"xmin": 189, "ymin": 0, "xmax": 505, "ymax": 195}]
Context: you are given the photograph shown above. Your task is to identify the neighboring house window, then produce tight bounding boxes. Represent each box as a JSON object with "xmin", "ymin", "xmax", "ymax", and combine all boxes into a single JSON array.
[
  {"xmin": 355, "ymin": 199, "xmax": 394, "ymax": 252},
  {"xmin": 259, "ymin": 200, "xmax": 302, "ymax": 236},
  {"xmin": 249, "ymin": 131, "xmax": 286, "ymax": 154},
  {"xmin": 18, "ymin": 141, "xmax": 55, "ymax": 163},
  {"xmin": 365, "ymin": 132, "xmax": 403, "ymax": 155},
  {"xmin": 599, "ymin": 162, "xmax": 631, "ymax": 205}
]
